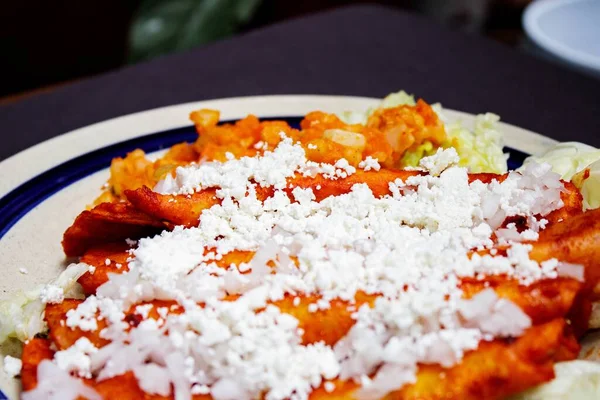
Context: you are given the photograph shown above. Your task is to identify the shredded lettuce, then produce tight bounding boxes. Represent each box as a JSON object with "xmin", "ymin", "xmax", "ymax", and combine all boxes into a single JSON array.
[
  {"xmin": 0, "ymin": 263, "xmax": 88, "ymax": 343},
  {"xmin": 522, "ymin": 142, "xmax": 600, "ymax": 179},
  {"xmin": 379, "ymin": 90, "xmax": 416, "ymax": 108},
  {"xmin": 522, "ymin": 142, "xmax": 600, "ymax": 210},
  {"xmin": 440, "ymin": 112, "xmax": 507, "ymax": 174},
  {"xmin": 0, "ymin": 289, "xmax": 45, "ymax": 344},
  {"xmin": 510, "ymin": 361, "xmax": 600, "ymax": 400},
  {"xmin": 572, "ymin": 159, "xmax": 600, "ymax": 210},
  {"xmin": 337, "ymin": 109, "xmax": 369, "ymax": 126},
  {"xmin": 401, "ymin": 141, "xmax": 436, "ymax": 167},
  {"xmin": 414, "ymin": 103, "xmax": 507, "ymax": 173}
]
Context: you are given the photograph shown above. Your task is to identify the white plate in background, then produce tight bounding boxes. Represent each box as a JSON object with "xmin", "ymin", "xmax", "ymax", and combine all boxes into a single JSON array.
[{"xmin": 523, "ymin": 0, "xmax": 600, "ymax": 77}]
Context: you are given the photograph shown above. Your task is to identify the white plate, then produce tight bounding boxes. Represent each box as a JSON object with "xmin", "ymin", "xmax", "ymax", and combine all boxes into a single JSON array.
[
  {"xmin": 523, "ymin": 0, "xmax": 600, "ymax": 76},
  {"xmin": 0, "ymin": 95, "xmax": 560, "ymax": 399}
]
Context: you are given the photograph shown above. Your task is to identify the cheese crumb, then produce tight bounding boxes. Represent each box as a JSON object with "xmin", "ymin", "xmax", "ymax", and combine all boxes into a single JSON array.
[
  {"xmin": 66, "ymin": 296, "xmax": 99, "ymax": 331},
  {"xmin": 419, "ymin": 148, "xmax": 460, "ymax": 176},
  {"xmin": 358, "ymin": 156, "xmax": 381, "ymax": 171},
  {"xmin": 54, "ymin": 337, "xmax": 98, "ymax": 378},
  {"xmin": 39, "ymin": 284, "xmax": 64, "ymax": 304},
  {"xmin": 135, "ymin": 304, "xmax": 153, "ymax": 319},
  {"xmin": 324, "ymin": 381, "xmax": 335, "ymax": 392},
  {"xmin": 3, "ymin": 355, "xmax": 22, "ymax": 378}
]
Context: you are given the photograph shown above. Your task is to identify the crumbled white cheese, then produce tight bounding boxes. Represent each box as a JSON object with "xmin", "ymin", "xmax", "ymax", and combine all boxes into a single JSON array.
[
  {"xmin": 324, "ymin": 381, "xmax": 335, "ymax": 392},
  {"xmin": 358, "ymin": 156, "xmax": 381, "ymax": 172},
  {"xmin": 419, "ymin": 148, "xmax": 459, "ymax": 176},
  {"xmin": 155, "ymin": 136, "xmax": 307, "ymax": 196},
  {"xmin": 19, "ymin": 268, "xmax": 28, "ymax": 275},
  {"xmin": 292, "ymin": 187, "xmax": 316, "ymax": 205},
  {"xmin": 39, "ymin": 284, "xmax": 64, "ymax": 304},
  {"xmin": 33, "ymin": 135, "xmax": 568, "ymax": 400},
  {"xmin": 54, "ymin": 337, "xmax": 98, "ymax": 378},
  {"xmin": 66, "ymin": 296, "xmax": 99, "ymax": 331},
  {"xmin": 334, "ymin": 158, "xmax": 356, "ymax": 178},
  {"xmin": 135, "ymin": 304, "xmax": 153, "ymax": 319}
]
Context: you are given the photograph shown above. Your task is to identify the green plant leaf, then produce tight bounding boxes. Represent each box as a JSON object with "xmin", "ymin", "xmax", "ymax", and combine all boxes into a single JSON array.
[{"xmin": 128, "ymin": 0, "xmax": 263, "ymax": 63}]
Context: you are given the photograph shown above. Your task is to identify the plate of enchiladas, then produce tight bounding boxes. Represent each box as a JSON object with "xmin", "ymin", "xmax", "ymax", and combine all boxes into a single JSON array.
[{"xmin": 1, "ymin": 91, "xmax": 599, "ymax": 400}]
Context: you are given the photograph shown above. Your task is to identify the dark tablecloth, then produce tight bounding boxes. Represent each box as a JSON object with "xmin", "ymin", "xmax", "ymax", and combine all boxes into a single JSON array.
[{"xmin": 1, "ymin": 5, "xmax": 599, "ymax": 161}]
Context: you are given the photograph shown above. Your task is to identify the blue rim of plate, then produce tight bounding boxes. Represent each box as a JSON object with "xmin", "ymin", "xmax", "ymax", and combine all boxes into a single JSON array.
[{"xmin": 0, "ymin": 116, "xmax": 529, "ymax": 241}]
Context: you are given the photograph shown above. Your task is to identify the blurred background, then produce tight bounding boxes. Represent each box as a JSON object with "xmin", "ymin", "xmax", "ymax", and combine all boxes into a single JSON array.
[{"xmin": 0, "ymin": 0, "xmax": 585, "ymax": 103}]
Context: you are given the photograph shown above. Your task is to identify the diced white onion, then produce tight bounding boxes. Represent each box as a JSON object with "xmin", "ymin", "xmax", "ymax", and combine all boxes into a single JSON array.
[
  {"xmin": 557, "ymin": 262, "xmax": 585, "ymax": 282},
  {"xmin": 323, "ymin": 129, "xmax": 366, "ymax": 149}
]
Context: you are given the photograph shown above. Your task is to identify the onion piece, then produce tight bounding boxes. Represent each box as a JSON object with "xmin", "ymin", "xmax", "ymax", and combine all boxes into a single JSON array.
[
  {"xmin": 323, "ymin": 129, "xmax": 366, "ymax": 149},
  {"xmin": 557, "ymin": 262, "xmax": 585, "ymax": 282}
]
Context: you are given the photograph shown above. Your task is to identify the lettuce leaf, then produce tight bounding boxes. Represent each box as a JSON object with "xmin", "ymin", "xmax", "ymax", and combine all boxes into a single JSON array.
[
  {"xmin": 0, "ymin": 263, "xmax": 88, "ymax": 343},
  {"xmin": 440, "ymin": 112, "xmax": 507, "ymax": 174},
  {"xmin": 522, "ymin": 142, "xmax": 600, "ymax": 210}
]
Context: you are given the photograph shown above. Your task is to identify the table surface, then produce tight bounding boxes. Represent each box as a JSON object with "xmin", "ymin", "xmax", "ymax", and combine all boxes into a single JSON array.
[{"xmin": 1, "ymin": 4, "xmax": 599, "ymax": 162}]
